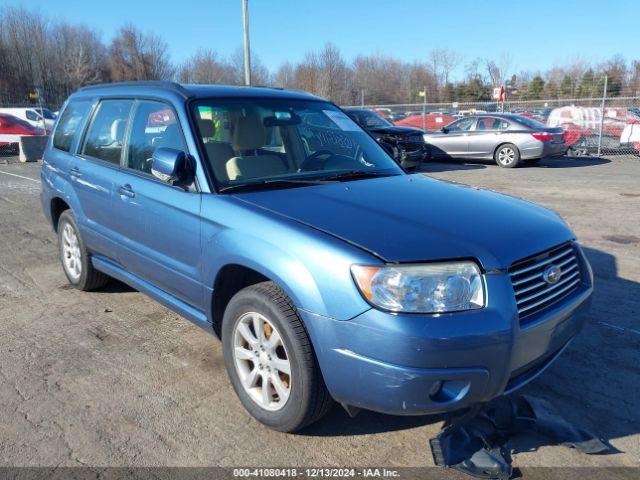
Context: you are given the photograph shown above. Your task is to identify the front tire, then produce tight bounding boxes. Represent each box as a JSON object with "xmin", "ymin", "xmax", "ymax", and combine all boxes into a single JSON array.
[
  {"xmin": 494, "ymin": 143, "xmax": 521, "ymax": 168},
  {"xmin": 58, "ymin": 210, "xmax": 109, "ymax": 291},
  {"xmin": 222, "ymin": 282, "xmax": 333, "ymax": 432}
]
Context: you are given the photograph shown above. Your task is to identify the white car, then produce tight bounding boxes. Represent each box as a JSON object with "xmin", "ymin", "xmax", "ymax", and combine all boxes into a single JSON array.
[
  {"xmin": 0, "ymin": 107, "xmax": 56, "ymax": 132},
  {"xmin": 620, "ymin": 122, "xmax": 640, "ymax": 154}
]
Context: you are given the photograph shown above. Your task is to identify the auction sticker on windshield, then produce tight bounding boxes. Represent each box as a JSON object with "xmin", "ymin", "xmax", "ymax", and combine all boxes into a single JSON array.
[{"xmin": 323, "ymin": 110, "xmax": 360, "ymax": 131}]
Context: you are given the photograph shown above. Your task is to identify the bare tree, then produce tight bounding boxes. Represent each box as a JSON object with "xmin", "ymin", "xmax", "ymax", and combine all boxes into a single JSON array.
[
  {"xmin": 230, "ymin": 47, "xmax": 270, "ymax": 85},
  {"xmin": 484, "ymin": 53, "xmax": 512, "ymax": 87},
  {"xmin": 273, "ymin": 62, "xmax": 295, "ymax": 89},
  {"xmin": 428, "ymin": 48, "xmax": 462, "ymax": 99},
  {"xmin": 294, "ymin": 51, "xmax": 321, "ymax": 95},
  {"xmin": 53, "ymin": 23, "xmax": 107, "ymax": 94},
  {"xmin": 0, "ymin": 7, "xmax": 47, "ymax": 103},
  {"xmin": 352, "ymin": 53, "xmax": 407, "ymax": 104},
  {"xmin": 316, "ymin": 43, "xmax": 350, "ymax": 103},
  {"xmin": 109, "ymin": 24, "xmax": 174, "ymax": 81},
  {"xmin": 2, "ymin": 5, "xmax": 640, "ymax": 109},
  {"xmin": 178, "ymin": 49, "xmax": 235, "ymax": 84}
]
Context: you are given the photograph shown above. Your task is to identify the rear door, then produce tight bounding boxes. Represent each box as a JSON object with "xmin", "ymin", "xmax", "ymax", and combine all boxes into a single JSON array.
[
  {"xmin": 71, "ymin": 99, "xmax": 134, "ymax": 262},
  {"xmin": 467, "ymin": 117, "xmax": 509, "ymax": 158},
  {"xmin": 426, "ymin": 117, "xmax": 473, "ymax": 158},
  {"xmin": 111, "ymin": 99, "xmax": 203, "ymax": 309}
]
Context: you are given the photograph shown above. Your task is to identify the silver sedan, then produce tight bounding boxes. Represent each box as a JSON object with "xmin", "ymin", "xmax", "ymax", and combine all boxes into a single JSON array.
[{"xmin": 423, "ymin": 114, "xmax": 567, "ymax": 168}]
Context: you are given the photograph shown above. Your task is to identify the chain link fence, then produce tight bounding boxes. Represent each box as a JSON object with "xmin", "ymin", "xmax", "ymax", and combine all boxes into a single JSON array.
[
  {"xmin": 2, "ymin": 94, "xmax": 639, "ymax": 161},
  {"xmin": 347, "ymin": 95, "xmax": 640, "ymax": 160}
]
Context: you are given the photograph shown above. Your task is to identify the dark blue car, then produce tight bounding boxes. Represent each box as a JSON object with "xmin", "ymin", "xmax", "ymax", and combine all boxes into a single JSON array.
[{"xmin": 41, "ymin": 81, "xmax": 593, "ymax": 432}]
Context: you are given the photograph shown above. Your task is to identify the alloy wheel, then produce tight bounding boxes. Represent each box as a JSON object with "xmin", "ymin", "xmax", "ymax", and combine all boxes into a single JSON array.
[
  {"xmin": 232, "ymin": 312, "xmax": 292, "ymax": 411},
  {"xmin": 498, "ymin": 147, "xmax": 516, "ymax": 165},
  {"xmin": 62, "ymin": 223, "xmax": 82, "ymax": 281}
]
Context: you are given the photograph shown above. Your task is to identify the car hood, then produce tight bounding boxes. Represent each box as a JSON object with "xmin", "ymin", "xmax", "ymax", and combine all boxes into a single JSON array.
[
  {"xmin": 368, "ymin": 125, "xmax": 424, "ymax": 136},
  {"xmin": 234, "ymin": 175, "xmax": 574, "ymax": 269}
]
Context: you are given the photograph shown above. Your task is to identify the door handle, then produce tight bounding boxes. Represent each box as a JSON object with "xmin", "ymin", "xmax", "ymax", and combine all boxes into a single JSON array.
[
  {"xmin": 118, "ymin": 184, "xmax": 136, "ymax": 198},
  {"xmin": 69, "ymin": 167, "xmax": 82, "ymax": 178}
]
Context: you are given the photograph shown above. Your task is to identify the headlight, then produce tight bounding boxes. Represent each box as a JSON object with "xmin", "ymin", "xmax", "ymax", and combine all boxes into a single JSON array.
[{"xmin": 351, "ymin": 262, "xmax": 485, "ymax": 313}]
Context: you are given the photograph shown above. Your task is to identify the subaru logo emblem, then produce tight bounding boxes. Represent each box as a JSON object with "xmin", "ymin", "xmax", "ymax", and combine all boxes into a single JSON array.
[{"xmin": 543, "ymin": 264, "xmax": 562, "ymax": 284}]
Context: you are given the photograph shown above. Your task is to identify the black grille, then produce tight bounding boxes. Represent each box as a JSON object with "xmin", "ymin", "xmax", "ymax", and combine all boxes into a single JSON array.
[{"xmin": 509, "ymin": 242, "xmax": 581, "ymax": 324}]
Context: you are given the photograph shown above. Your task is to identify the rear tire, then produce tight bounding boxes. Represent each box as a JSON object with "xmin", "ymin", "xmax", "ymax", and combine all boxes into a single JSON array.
[
  {"xmin": 494, "ymin": 143, "xmax": 521, "ymax": 168},
  {"xmin": 57, "ymin": 210, "xmax": 109, "ymax": 291},
  {"xmin": 222, "ymin": 281, "xmax": 333, "ymax": 432}
]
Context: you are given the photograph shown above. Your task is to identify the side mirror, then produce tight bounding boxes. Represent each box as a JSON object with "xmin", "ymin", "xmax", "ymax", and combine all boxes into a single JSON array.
[
  {"xmin": 441, "ymin": 127, "xmax": 449, "ymax": 134},
  {"xmin": 151, "ymin": 147, "xmax": 192, "ymax": 185}
]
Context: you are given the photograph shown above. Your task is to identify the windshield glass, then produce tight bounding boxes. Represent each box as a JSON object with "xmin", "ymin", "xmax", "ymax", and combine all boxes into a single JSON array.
[
  {"xmin": 345, "ymin": 109, "xmax": 393, "ymax": 128},
  {"xmin": 191, "ymin": 99, "xmax": 403, "ymax": 191}
]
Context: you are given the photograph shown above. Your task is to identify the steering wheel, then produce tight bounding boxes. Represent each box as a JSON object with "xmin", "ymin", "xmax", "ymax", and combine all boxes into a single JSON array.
[{"xmin": 299, "ymin": 150, "xmax": 335, "ymax": 171}]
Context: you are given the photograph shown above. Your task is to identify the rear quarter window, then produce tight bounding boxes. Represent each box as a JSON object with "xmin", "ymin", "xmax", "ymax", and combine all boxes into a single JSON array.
[{"xmin": 53, "ymin": 101, "xmax": 92, "ymax": 152}]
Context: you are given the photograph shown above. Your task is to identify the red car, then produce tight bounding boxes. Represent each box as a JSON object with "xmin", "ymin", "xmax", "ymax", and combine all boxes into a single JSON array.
[
  {"xmin": 0, "ymin": 113, "xmax": 45, "ymax": 153},
  {"xmin": 395, "ymin": 112, "xmax": 455, "ymax": 131}
]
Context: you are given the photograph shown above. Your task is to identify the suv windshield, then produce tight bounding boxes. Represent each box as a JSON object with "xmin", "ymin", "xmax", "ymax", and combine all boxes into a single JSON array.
[
  {"xmin": 191, "ymin": 99, "xmax": 402, "ymax": 191},
  {"xmin": 345, "ymin": 109, "xmax": 393, "ymax": 129}
]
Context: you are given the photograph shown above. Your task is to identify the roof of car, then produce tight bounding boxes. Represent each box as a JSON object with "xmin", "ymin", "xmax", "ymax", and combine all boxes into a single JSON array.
[
  {"xmin": 75, "ymin": 81, "xmax": 325, "ymax": 102},
  {"xmin": 475, "ymin": 113, "xmax": 528, "ymax": 121}
]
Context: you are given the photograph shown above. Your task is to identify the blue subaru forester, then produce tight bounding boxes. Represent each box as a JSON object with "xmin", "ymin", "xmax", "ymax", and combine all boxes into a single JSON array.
[{"xmin": 41, "ymin": 82, "xmax": 593, "ymax": 432}]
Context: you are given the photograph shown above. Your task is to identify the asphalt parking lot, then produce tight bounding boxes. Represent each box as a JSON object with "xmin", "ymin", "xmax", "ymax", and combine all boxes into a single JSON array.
[{"xmin": 1, "ymin": 156, "xmax": 639, "ymax": 469}]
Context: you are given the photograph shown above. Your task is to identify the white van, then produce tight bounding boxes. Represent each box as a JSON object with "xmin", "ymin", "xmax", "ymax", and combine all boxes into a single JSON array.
[{"xmin": 0, "ymin": 107, "xmax": 56, "ymax": 132}]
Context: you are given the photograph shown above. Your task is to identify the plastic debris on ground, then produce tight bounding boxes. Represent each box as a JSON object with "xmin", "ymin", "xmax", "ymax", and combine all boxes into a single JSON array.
[{"xmin": 429, "ymin": 394, "xmax": 609, "ymax": 480}]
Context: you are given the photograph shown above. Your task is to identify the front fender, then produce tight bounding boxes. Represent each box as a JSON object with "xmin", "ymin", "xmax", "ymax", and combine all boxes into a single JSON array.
[{"xmin": 200, "ymin": 195, "xmax": 376, "ymax": 321}]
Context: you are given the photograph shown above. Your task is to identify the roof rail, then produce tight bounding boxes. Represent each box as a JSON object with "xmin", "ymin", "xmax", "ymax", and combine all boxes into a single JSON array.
[{"xmin": 79, "ymin": 81, "xmax": 191, "ymax": 98}]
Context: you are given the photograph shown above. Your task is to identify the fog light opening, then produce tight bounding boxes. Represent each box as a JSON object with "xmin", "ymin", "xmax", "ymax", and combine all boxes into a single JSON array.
[
  {"xmin": 429, "ymin": 380, "xmax": 471, "ymax": 403},
  {"xmin": 429, "ymin": 380, "xmax": 444, "ymax": 399}
]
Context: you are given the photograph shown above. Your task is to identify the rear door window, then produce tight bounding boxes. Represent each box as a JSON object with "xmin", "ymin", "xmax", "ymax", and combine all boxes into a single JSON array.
[
  {"xmin": 81, "ymin": 100, "xmax": 133, "ymax": 165},
  {"xmin": 476, "ymin": 117, "xmax": 497, "ymax": 130},
  {"xmin": 53, "ymin": 100, "xmax": 92, "ymax": 152},
  {"xmin": 447, "ymin": 117, "xmax": 474, "ymax": 132},
  {"xmin": 125, "ymin": 100, "xmax": 186, "ymax": 175}
]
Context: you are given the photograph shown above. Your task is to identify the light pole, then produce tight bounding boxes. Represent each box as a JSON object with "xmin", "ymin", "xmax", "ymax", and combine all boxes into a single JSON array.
[{"xmin": 242, "ymin": 0, "xmax": 251, "ymax": 85}]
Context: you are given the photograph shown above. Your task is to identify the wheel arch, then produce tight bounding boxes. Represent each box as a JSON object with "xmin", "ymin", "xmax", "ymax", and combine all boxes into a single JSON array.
[
  {"xmin": 50, "ymin": 196, "xmax": 71, "ymax": 232},
  {"xmin": 493, "ymin": 141, "xmax": 520, "ymax": 158},
  {"xmin": 211, "ymin": 263, "xmax": 271, "ymax": 338}
]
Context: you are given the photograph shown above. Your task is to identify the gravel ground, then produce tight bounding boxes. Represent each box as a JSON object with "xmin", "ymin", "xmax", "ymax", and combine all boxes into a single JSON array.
[{"xmin": 0, "ymin": 156, "xmax": 639, "ymax": 471}]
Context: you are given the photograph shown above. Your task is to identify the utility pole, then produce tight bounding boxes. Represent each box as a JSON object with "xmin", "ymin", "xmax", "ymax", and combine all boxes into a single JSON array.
[
  {"xmin": 242, "ymin": 0, "xmax": 251, "ymax": 85},
  {"xmin": 422, "ymin": 85, "xmax": 426, "ymax": 131},
  {"xmin": 360, "ymin": 89, "xmax": 365, "ymax": 107},
  {"xmin": 597, "ymin": 75, "xmax": 608, "ymax": 157}
]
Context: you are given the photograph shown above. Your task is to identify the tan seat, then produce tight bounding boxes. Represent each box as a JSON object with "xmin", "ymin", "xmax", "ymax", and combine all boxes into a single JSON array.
[
  {"xmin": 205, "ymin": 142, "xmax": 235, "ymax": 182},
  {"xmin": 225, "ymin": 110, "xmax": 288, "ymax": 181}
]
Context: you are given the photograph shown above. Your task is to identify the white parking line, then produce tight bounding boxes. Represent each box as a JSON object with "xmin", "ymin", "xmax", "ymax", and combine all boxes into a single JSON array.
[
  {"xmin": 0, "ymin": 170, "xmax": 39, "ymax": 183},
  {"xmin": 598, "ymin": 321, "xmax": 640, "ymax": 336}
]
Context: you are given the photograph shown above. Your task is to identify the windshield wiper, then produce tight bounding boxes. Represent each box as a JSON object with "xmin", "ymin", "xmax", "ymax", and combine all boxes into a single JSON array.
[
  {"xmin": 218, "ymin": 177, "xmax": 335, "ymax": 193},
  {"xmin": 320, "ymin": 170, "xmax": 399, "ymax": 182}
]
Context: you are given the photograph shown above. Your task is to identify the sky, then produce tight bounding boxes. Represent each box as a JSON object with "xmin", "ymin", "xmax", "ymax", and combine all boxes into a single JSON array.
[{"xmin": 1, "ymin": 0, "xmax": 639, "ymax": 79}]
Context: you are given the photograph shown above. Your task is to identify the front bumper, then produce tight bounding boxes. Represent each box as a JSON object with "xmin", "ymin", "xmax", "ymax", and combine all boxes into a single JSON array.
[
  {"xmin": 398, "ymin": 142, "xmax": 428, "ymax": 163},
  {"xmin": 301, "ymin": 244, "xmax": 593, "ymax": 415}
]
